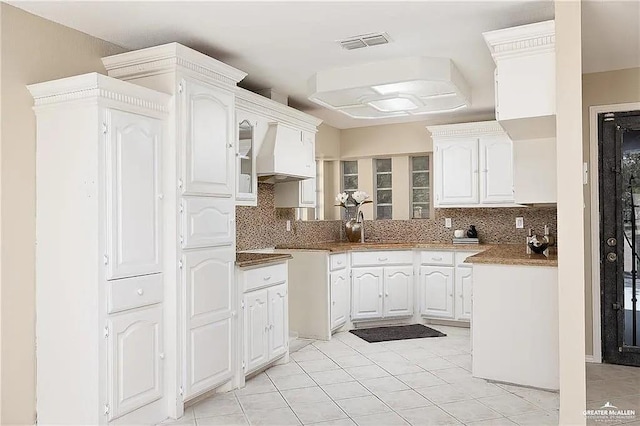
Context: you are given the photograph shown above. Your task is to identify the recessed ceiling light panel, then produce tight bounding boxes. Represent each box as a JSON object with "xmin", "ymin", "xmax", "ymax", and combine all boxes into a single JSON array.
[{"xmin": 368, "ymin": 97, "xmax": 420, "ymax": 112}]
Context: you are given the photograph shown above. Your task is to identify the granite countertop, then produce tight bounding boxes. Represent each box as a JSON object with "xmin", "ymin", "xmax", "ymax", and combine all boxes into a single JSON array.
[
  {"xmin": 465, "ymin": 244, "xmax": 558, "ymax": 267},
  {"xmin": 236, "ymin": 252, "xmax": 292, "ymax": 268},
  {"xmin": 275, "ymin": 241, "xmax": 491, "ymax": 253}
]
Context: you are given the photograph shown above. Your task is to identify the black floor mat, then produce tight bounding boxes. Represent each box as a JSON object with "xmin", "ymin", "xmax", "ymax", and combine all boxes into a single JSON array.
[{"xmin": 350, "ymin": 324, "xmax": 446, "ymax": 343}]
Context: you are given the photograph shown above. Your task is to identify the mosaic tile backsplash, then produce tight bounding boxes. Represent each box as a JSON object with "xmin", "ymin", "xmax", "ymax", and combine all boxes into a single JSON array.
[{"xmin": 236, "ymin": 184, "xmax": 557, "ymax": 251}]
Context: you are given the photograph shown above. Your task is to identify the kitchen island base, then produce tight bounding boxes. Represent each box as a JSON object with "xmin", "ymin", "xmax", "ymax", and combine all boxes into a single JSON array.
[{"xmin": 471, "ymin": 263, "xmax": 559, "ymax": 391}]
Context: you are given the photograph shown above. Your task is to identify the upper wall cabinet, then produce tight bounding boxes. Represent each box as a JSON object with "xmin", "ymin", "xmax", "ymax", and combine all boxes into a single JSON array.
[
  {"xmin": 483, "ymin": 20, "xmax": 556, "ymax": 140},
  {"xmin": 181, "ymin": 78, "xmax": 236, "ymax": 197},
  {"xmin": 235, "ymin": 109, "xmax": 261, "ymax": 206},
  {"xmin": 429, "ymin": 121, "xmax": 515, "ymax": 208},
  {"xmin": 235, "ymin": 87, "xmax": 322, "ymax": 208}
]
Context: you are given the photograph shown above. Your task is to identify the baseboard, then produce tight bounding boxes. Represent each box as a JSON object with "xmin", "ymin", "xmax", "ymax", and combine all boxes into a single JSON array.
[{"xmin": 585, "ymin": 355, "xmax": 600, "ymax": 363}]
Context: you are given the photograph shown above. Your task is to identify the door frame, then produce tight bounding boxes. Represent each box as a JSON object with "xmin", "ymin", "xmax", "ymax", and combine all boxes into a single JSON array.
[{"xmin": 589, "ymin": 102, "xmax": 640, "ymax": 363}]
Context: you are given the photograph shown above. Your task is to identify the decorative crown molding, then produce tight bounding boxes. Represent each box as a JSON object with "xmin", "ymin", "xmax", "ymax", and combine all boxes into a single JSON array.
[
  {"xmin": 236, "ymin": 87, "xmax": 322, "ymax": 131},
  {"xmin": 28, "ymin": 73, "xmax": 171, "ymax": 113},
  {"xmin": 102, "ymin": 43, "xmax": 247, "ymax": 87},
  {"xmin": 483, "ymin": 20, "xmax": 555, "ymax": 61},
  {"xmin": 426, "ymin": 120, "xmax": 505, "ymax": 138}
]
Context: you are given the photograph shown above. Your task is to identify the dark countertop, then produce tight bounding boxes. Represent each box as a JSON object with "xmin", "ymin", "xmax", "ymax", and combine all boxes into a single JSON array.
[
  {"xmin": 236, "ymin": 252, "xmax": 292, "ymax": 268},
  {"xmin": 465, "ymin": 244, "xmax": 558, "ymax": 267}
]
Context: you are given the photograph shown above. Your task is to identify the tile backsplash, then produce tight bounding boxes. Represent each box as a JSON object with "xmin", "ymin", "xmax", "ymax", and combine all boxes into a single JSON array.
[{"xmin": 236, "ymin": 184, "xmax": 557, "ymax": 250}]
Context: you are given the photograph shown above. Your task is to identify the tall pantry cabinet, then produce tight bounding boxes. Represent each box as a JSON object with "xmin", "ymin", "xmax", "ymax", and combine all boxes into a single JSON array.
[
  {"xmin": 102, "ymin": 43, "xmax": 247, "ymax": 416},
  {"xmin": 29, "ymin": 74, "xmax": 172, "ymax": 425}
]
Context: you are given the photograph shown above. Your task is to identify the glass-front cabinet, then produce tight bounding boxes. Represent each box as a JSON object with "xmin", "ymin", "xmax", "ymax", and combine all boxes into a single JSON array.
[{"xmin": 236, "ymin": 110, "xmax": 257, "ymax": 206}]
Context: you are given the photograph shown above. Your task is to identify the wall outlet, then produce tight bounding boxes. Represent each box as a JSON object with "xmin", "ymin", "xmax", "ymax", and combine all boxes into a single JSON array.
[
  {"xmin": 515, "ymin": 217, "xmax": 524, "ymax": 229},
  {"xmin": 286, "ymin": 220, "xmax": 291, "ymax": 232},
  {"xmin": 445, "ymin": 218, "xmax": 452, "ymax": 228}
]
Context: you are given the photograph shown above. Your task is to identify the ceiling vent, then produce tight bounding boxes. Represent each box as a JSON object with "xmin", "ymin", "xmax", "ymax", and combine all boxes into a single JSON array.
[{"xmin": 338, "ymin": 32, "xmax": 390, "ymax": 50}]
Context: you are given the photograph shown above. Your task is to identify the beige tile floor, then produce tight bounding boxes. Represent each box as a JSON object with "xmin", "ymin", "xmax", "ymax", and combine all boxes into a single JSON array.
[
  {"xmin": 586, "ymin": 362, "xmax": 640, "ymax": 425},
  {"xmin": 164, "ymin": 325, "xmax": 561, "ymax": 426}
]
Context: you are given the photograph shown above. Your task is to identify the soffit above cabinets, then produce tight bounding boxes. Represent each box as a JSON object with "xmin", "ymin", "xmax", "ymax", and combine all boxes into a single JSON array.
[{"xmin": 308, "ymin": 57, "xmax": 471, "ymax": 120}]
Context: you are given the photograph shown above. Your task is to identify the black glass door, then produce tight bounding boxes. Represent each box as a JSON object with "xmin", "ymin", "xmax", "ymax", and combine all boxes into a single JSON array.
[{"xmin": 600, "ymin": 110, "xmax": 640, "ymax": 366}]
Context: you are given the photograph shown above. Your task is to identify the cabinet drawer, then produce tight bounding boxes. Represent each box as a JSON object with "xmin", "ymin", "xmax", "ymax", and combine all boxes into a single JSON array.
[
  {"xmin": 455, "ymin": 251, "xmax": 480, "ymax": 267},
  {"xmin": 107, "ymin": 273, "xmax": 163, "ymax": 314},
  {"xmin": 330, "ymin": 253, "xmax": 347, "ymax": 271},
  {"xmin": 243, "ymin": 262, "xmax": 287, "ymax": 293},
  {"xmin": 420, "ymin": 251, "xmax": 454, "ymax": 266},
  {"xmin": 351, "ymin": 251, "xmax": 413, "ymax": 267}
]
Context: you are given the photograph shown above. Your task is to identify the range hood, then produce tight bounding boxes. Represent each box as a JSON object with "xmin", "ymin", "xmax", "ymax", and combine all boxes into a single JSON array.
[{"xmin": 256, "ymin": 122, "xmax": 315, "ymax": 184}]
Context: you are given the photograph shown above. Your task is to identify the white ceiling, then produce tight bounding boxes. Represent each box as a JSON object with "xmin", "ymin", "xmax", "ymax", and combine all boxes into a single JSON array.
[{"xmin": 10, "ymin": 1, "xmax": 566, "ymax": 128}]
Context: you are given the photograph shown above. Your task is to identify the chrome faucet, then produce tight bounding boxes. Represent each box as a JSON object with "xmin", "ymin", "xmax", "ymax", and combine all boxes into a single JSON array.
[{"xmin": 357, "ymin": 210, "xmax": 365, "ymax": 243}]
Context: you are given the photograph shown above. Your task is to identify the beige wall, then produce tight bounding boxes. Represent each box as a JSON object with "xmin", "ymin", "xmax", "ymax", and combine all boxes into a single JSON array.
[
  {"xmin": 315, "ymin": 123, "xmax": 341, "ymax": 160},
  {"xmin": 340, "ymin": 121, "xmax": 433, "ymax": 159},
  {"xmin": 582, "ymin": 67, "xmax": 640, "ymax": 357},
  {"xmin": 0, "ymin": 4, "xmax": 124, "ymax": 423}
]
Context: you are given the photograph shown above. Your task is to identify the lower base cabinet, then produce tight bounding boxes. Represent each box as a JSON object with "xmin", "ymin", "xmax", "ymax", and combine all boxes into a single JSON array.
[
  {"xmin": 241, "ymin": 262, "xmax": 289, "ymax": 375},
  {"xmin": 351, "ymin": 264, "xmax": 414, "ymax": 322},
  {"xmin": 107, "ymin": 304, "xmax": 164, "ymax": 421},
  {"xmin": 420, "ymin": 266, "xmax": 455, "ymax": 319},
  {"xmin": 455, "ymin": 266, "xmax": 473, "ymax": 320},
  {"xmin": 330, "ymin": 268, "xmax": 349, "ymax": 330}
]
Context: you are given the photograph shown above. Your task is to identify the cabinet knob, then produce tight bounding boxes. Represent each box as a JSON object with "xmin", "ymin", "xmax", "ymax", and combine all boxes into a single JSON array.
[
  {"xmin": 157, "ymin": 193, "xmax": 164, "ymax": 200},
  {"xmin": 449, "ymin": 293, "xmax": 453, "ymax": 297},
  {"xmin": 337, "ymin": 260, "xmax": 342, "ymax": 265},
  {"xmin": 137, "ymin": 289, "xmax": 144, "ymax": 296},
  {"xmin": 263, "ymin": 276, "xmax": 272, "ymax": 281},
  {"xmin": 159, "ymin": 352, "xmax": 165, "ymax": 360},
  {"xmin": 385, "ymin": 292, "xmax": 389, "ymax": 297},
  {"xmin": 265, "ymin": 326, "xmax": 269, "ymax": 332},
  {"xmin": 432, "ymin": 257, "xmax": 442, "ymax": 261},
  {"xmin": 378, "ymin": 293, "xmax": 382, "ymax": 298},
  {"xmin": 378, "ymin": 257, "xmax": 388, "ymax": 261}
]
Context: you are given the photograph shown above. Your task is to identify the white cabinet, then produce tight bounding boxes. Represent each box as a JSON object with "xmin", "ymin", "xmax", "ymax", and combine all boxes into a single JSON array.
[
  {"xmin": 181, "ymin": 196, "xmax": 235, "ymax": 249},
  {"xmin": 330, "ymin": 269, "xmax": 350, "ymax": 330},
  {"xmin": 420, "ymin": 250, "xmax": 476, "ymax": 322},
  {"xmin": 383, "ymin": 266, "xmax": 414, "ymax": 318},
  {"xmin": 455, "ymin": 266, "xmax": 473, "ymax": 321},
  {"xmin": 244, "ymin": 289, "xmax": 269, "ymax": 373},
  {"xmin": 351, "ymin": 267, "xmax": 384, "ymax": 321},
  {"xmin": 29, "ymin": 74, "xmax": 171, "ymax": 425},
  {"xmin": 181, "ymin": 78, "xmax": 235, "ymax": 197},
  {"xmin": 240, "ymin": 262, "xmax": 289, "ymax": 375},
  {"xmin": 483, "ymin": 20, "xmax": 556, "ymax": 140},
  {"xmin": 351, "ymin": 253, "xmax": 414, "ymax": 322},
  {"xmin": 274, "ymin": 176, "xmax": 317, "ymax": 208},
  {"xmin": 429, "ymin": 121, "xmax": 514, "ymax": 207},
  {"xmin": 435, "ymin": 138, "xmax": 479, "ymax": 205},
  {"xmin": 479, "ymin": 135, "xmax": 514, "ymax": 203},
  {"xmin": 182, "ymin": 247, "xmax": 234, "ymax": 398},
  {"xmin": 267, "ymin": 284, "xmax": 288, "ymax": 359},
  {"xmin": 420, "ymin": 266, "xmax": 455, "ymax": 319},
  {"xmin": 236, "ymin": 109, "xmax": 259, "ymax": 206},
  {"xmin": 107, "ymin": 305, "xmax": 164, "ymax": 421},
  {"xmin": 106, "ymin": 108, "xmax": 163, "ymax": 280}
]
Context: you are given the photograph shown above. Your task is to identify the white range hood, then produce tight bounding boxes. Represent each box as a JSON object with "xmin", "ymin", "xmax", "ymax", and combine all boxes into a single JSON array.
[{"xmin": 256, "ymin": 122, "xmax": 315, "ymax": 184}]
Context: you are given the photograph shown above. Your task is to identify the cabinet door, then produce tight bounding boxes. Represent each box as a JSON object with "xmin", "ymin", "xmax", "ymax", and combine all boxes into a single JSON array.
[
  {"xmin": 480, "ymin": 135, "xmax": 514, "ymax": 203},
  {"xmin": 330, "ymin": 269, "xmax": 349, "ymax": 330},
  {"xmin": 435, "ymin": 139, "xmax": 479, "ymax": 205},
  {"xmin": 420, "ymin": 266, "xmax": 454, "ymax": 319},
  {"xmin": 244, "ymin": 289, "xmax": 269, "ymax": 373},
  {"xmin": 105, "ymin": 109, "xmax": 162, "ymax": 280},
  {"xmin": 181, "ymin": 78, "xmax": 235, "ymax": 196},
  {"xmin": 183, "ymin": 248, "xmax": 234, "ymax": 398},
  {"xmin": 236, "ymin": 110, "xmax": 257, "ymax": 206},
  {"xmin": 181, "ymin": 196, "xmax": 234, "ymax": 249},
  {"xmin": 299, "ymin": 178, "xmax": 317, "ymax": 207},
  {"xmin": 301, "ymin": 131, "xmax": 316, "ymax": 178},
  {"xmin": 351, "ymin": 268, "xmax": 384, "ymax": 321},
  {"xmin": 455, "ymin": 266, "xmax": 473, "ymax": 321},
  {"xmin": 384, "ymin": 266, "xmax": 414, "ymax": 318},
  {"xmin": 107, "ymin": 305, "xmax": 163, "ymax": 421},
  {"xmin": 268, "ymin": 284, "xmax": 288, "ymax": 360}
]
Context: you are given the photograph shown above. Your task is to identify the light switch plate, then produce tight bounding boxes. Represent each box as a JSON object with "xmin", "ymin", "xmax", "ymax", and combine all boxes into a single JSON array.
[
  {"xmin": 445, "ymin": 218, "xmax": 452, "ymax": 228},
  {"xmin": 286, "ymin": 220, "xmax": 291, "ymax": 231},
  {"xmin": 516, "ymin": 217, "xmax": 524, "ymax": 229}
]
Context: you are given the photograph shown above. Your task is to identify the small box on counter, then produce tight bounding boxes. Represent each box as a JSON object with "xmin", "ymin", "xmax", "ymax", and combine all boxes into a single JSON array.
[{"xmin": 452, "ymin": 237, "xmax": 479, "ymax": 244}]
